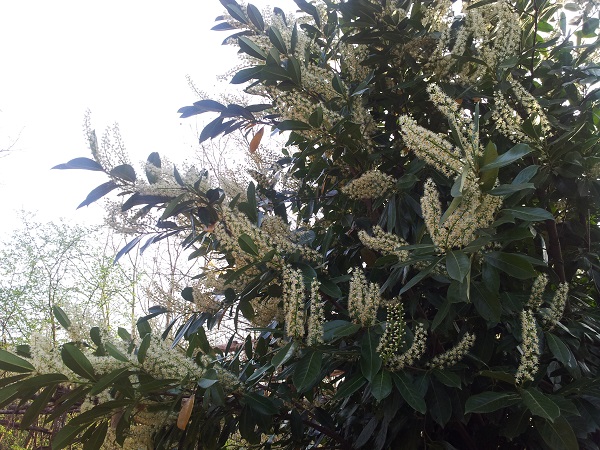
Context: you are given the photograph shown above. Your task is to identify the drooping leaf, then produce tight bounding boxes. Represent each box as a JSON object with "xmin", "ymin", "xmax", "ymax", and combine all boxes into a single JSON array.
[
  {"xmin": 177, "ymin": 393, "xmax": 195, "ymax": 430},
  {"xmin": 20, "ymin": 384, "xmax": 57, "ymax": 429},
  {"xmin": 249, "ymin": 127, "xmax": 264, "ymax": 153},
  {"xmin": 77, "ymin": 181, "xmax": 118, "ymax": 209},
  {"xmin": 52, "ymin": 157, "xmax": 103, "ymax": 172}
]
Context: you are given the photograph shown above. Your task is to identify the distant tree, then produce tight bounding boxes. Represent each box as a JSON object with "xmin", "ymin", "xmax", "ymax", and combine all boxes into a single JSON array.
[
  {"xmin": 0, "ymin": 213, "xmax": 135, "ymax": 345},
  {"xmin": 1, "ymin": 1, "xmax": 599, "ymax": 449}
]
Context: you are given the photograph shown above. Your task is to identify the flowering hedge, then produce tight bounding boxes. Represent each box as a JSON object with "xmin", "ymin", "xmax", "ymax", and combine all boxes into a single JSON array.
[{"xmin": 1, "ymin": 0, "xmax": 600, "ymax": 449}]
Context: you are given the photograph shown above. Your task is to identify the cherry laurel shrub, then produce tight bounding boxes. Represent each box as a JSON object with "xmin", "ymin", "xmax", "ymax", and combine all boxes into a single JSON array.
[{"xmin": 1, "ymin": 0, "xmax": 600, "ymax": 449}]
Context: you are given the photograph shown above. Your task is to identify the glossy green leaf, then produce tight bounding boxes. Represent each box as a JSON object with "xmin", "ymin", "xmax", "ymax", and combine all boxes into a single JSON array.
[
  {"xmin": 392, "ymin": 372, "xmax": 426, "ymax": 414},
  {"xmin": 52, "ymin": 423, "xmax": 88, "ymax": 450},
  {"xmin": 237, "ymin": 36, "xmax": 267, "ymax": 60},
  {"xmin": 446, "ymin": 250, "xmax": 470, "ymax": 282},
  {"xmin": 539, "ymin": 416, "xmax": 579, "ymax": 450},
  {"xmin": 20, "ymin": 384, "xmax": 57, "ymax": 429},
  {"xmin": 0, "ymin": 349, "xmax": 35, "ymax": 373},
  {"xmin": 360, "ymin": 330, "xmax": 382, "ymax": 382},
  {"xmin": 323, "ymin": 320, "xmax": 361, "ymax": 341},
  {"xmin": 61, "ymin": 344, "xmax": 96, "ymax": 381},
  {"xmin": 83, "ymin": 422, "xmax": 109, "ymax": 450},
  {"xmin": 334, "ymin": 372, "xmax": 366, "ymax": 399},
  {"xmin": 90, "ymin": 368, "xmax": 130, "ymax": 396},
  {"xmin": 484, "ymin": 252, "xmax": 537, "ymax": 279},
  {"xmin": 277, "ymin": 120, "xmax": 312, "ymax": 131},
  {"xmin": 522, "ymin": 388, "xmax": 560, "ymax": 422},
  {"xmin": 238, "ymin": 233, "xmax": 259, "ymax": 257},
  {"xmin": 268, "ymin": 26, "xmax": 287, "ymax": 53},
  {"xmin": 371, "ymin": 370, "xmax": 392, "ymax": 401},
  {"xmin": 272, "ymin": 341, "xmax": 298, "ymax": 368},
  {"xmin": 504, "ymin": 207, "xmax": 555, "ymax": 222},
  {"xmin": 465, "ymin": 391, "xmax": 521, "ymax": 414},
  {"xmin": 480, "ymin": 143, "xmax": 532, "ymax": 171},
  {"xmin": 246, "ymin": 3, "xmax": 264, "ymax": 30},
  {"xmin": 545, "ymin": 332, "xmax": 576, "ymax": 368},
  {"xmin": 244, "ymin": 392, "xmax": 279, "ymax": 415},
  {"xmin": 293, "ymin": 350, "xmax": 322, "ymax": 393}
]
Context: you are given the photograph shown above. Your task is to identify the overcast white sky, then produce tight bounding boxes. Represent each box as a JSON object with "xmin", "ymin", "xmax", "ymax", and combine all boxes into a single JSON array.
[{"xmin": 0, "ymin": 1, "xmax": 294, "ymax": 232}]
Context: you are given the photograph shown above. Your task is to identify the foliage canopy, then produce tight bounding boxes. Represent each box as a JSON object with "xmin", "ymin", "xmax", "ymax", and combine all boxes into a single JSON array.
[{"xmin": 2, "ymin": 0, "xmax": 600, "ymax": 449}]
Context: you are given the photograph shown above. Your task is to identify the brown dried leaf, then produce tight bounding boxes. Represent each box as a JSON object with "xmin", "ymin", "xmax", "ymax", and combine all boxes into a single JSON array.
[
  {"xmin": 177, "ymin": 393, "xmax": 195, "ymax": 430},
  {"xmin": 249, "ymin": 127, "xmax": 264, "ymax": 153}
]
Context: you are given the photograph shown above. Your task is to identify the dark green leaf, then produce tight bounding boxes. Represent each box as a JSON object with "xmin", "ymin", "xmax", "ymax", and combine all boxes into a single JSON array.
[
  {"xmin": 21, "ymin": 384, "xmax": 57, "ymax": 429},
  {"xmin": 360, "ymin": 330, "xmax": 382, "ymax": 382},
  {"xmin": 0, "ymin": 349, "xmax": 35, "ymax": 373},
  {"xmin": 277, "ymin": 120, "xmax": 312, "ymax": 131},
  {"xmin": 504, "ymin": 207, "xmax": 554, "ymax": 222},
  {"xmin": 110, "ymin": 164, "xmax": 136, "ymax": 183},
  {"xmin": 539, "ymin": 416, "xmax": 579, "ymax": 450},
  {"xmin": 479, "ymin": 141, "xmax": 499, "ymax": 191},
  {"xmin": 83, "ymin": 422, "xmax": 108, "ymax": 450},
  {"xmin": 61, "ymin": 344, "xmax": 97, "ymax": 381},
  {"xmin": 246, "ymin": 3, "xmax": 264, "ymax": 30},
  {"xmin": 238, "ymin": 234, "xmax": 259, "ymax": 257},
  {"xmin": 238, "ymin": 36, "xmax": 267, "ymax": 60},
  {"xmin": 90, "ymin": 368, "xmax": 130, "ymax": 395},
  {"xmin": 371, "ymin": 370, "xmax": 392, "ymax": 401},
  {"xmin": 480, "ymin": 143, "xmax": 532, "ymax": 171},
  {"xmin": 244, "ymin": 392, "xmax": 279, "ymax": 415},
  {"xmin": 52, "ymin": 423, "xmax": 88, "ymax": 450},
  {"xmin": 268, "ymin": 26, "xmax": 287, "ymax": 53},
  {"xmin": 272, "ymin": 341, "xmax": 298, "ymax": 368},
  {"xmin": 432, "ymin": 369, "xmax": 461, "ymax": 388},
  {"xmin": 52, "ymin": 157, "xmax": 103, "ymax": 172},
  {"xmin": 446, "ymin": 250, "xmax": 470, "ymax": 282},
  {"xmin": 392, "ymin": 373, "xmax": 426, "ymax": 414},
  {"xmin": 334, "ymin": 372, "xmax": 366, "ymax": 399},
  {"xmin": 545, "ymin": 332, "xmax": 576, "ymax": 368},
  {"xmin": 522, "ymin": 388, "xmax": 560, "ymax": 422},
  {"xmin": 293, "ymin": 350, "xmax": 322, "ymax": 393},
  {"xmin": 323, "ymin": 320, "xmax": 361, "ymax": 340},
  {"xmin": 53, "ymin": 305, "xmax": 71, "ymax": 330},
  {"xmin": 77, "ymin": 181, "xmax": 118, "ymax": 209},
  {"xmin": 465, "ymin": 391, "xmax": 521, "ymax": 414},
  {"xmin": 484, "ymin": 252, "xmax": 537, "ymax": 279}
]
